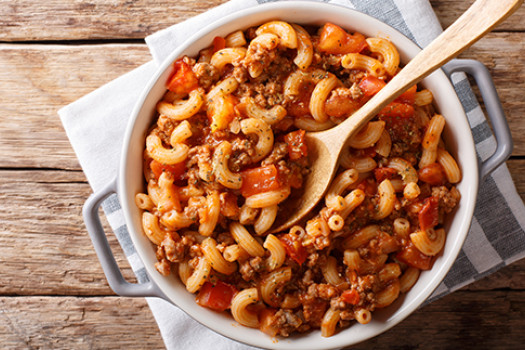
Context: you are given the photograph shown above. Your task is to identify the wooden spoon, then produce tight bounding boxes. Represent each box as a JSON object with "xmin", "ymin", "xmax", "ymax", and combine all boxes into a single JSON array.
[{"xmin": 271, "ymin": 0, "xmax": 523, "ymax": 233}]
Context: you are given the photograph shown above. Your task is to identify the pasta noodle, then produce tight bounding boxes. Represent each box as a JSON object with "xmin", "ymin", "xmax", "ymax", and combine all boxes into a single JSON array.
[
  {"xmin": 223, "ymin": 244, "xmax": 249, "ymax": 262},
  {"xmin": 245, "ymin": 187, "xmax": 291, "ymax": 208},
  {"xmin": 202, "ymin": 237, "xmax": 237, "ymax": 275},
  {"xmin": 245, "ymin": 33, "xmax": 280, "ymax": 78},
  {"xmin": 341, "ymin": 53, "xmax": 387, "ymax": 77},
  {"xmin": 231, "ymin": 288, "xmax": 260, "ymax": 328},
  {"xmin": 243, "ymin": 97, "xmax": 287, "ymax": 125},
  {"xmin": 322, "ymin": 256, "xmax": 344, "ymax": 285},
  {"xmin": 263, "ymin": 234, "xmax": 286, "ymax": 270},
  {"xmin": 157, "ymin": 88, "xmax": 205, "ymax": 121},
  {"xmin": 373, "ymin": 179, "xmax": 396, "ymax": 220},
  {"xmin": 419, "ymin": 114, "xmax": 445, "ymax": 168},
  {"xmin": 210, "ymin": 47, "xmax": 247, "ymax": 71},
  {"xmin": 254, "ymin": 205, "xmax": 278, "ymax": 235},
  {"xmin": 260, "ymin": 267, "xmax": 292, "ymax": 307},
  {"xmin": 291, "ymin": 24, "xmax": 313, "ymax": 69},
  {"xmin": 230, "ymin": 222, "xmax": 265, "ymax": 257},
  {"xmin": 141, "ymin": 212, "xmax": 166, "ymax": 246},
  {"xmin": 146, "ymin": 134, "xmax": 188, "ymax": 165},
  {"xmin": 240, "ymin": 118, "xmax": 274, "ymax": 162},
  {"xmin": 212, "ymin": 141, "xmax": 242, "ymax": 189},
  {"xmin": 225, "ymin": 30, "xmax": 247, "ymax": 47},
  {"xmin": 198, "ymin": 191, "xmax": 220, "ymax": 236},
  {"xmin": 310, "ymin": 74, "xmax": 340, "ymax": 122},
  {"xmin": 255, "ymin": 21, "xmax": 298, "ymax": 49},
  {"xmin": 185, "ymin": 257, "xmax": 211, "ymax": 293},
  {"xmin": 348, "ymin": 121, "xmax": 385, "ymax": 149},
  {"xmin": 325, "ymin": 168, "xmax": 359, "ymax": 210},
  {"xmin": 365, "ymin": 37, "xmax": 400, "ymax": 76},
  {"xmin": 321, "ymin": 308, "xmax": 340, "ymax": 337}
]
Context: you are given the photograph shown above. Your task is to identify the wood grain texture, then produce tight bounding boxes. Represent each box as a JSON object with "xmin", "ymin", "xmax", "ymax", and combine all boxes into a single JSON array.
[
  {"xmin": 0, "ymin": 297, "xmax": 162, "ymax": 349},
  {"xmin": 355, "ymin": 290, "xmax": 525, "ymax": 349},
  {"xmin": 0, "ymin": 170, "xmax": 136, "ymax": 295},
  {"xmin": 431, "ymin": 0, "xmax": 525, "ymax": 31},
  {"xmin": 0, "ymin": 291, "xmax": 524, "ymax": 349},
  {"xmin": 0, "ymin": 0, "xmax": 228, "ymax": 41},
  {"xmin": 0, "ymin": 44, "xmax": 150, "ymax": 170},
  {"xmin": 1, "ymin": 0, "xmax": 524, "ymax": 42}
]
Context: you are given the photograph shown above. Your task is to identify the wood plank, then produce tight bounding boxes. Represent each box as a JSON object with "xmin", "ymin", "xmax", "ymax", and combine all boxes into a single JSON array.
[
  {"xmin": 0, "ymin": 291, "xmax": 524, "ymax": 349},
  {"xmin": 431, "ymin": 0, "xmax": 525, "ymax": 31},
  {"xmin": 1, "ymin": 166, "xmax": 524, "ymax": 295},
  {"xmin": 1, "ymin": 0, "xmax": 524, "ymax": 42},
  {"xmin": 0, "ymin": 0, "xmax": 227, "ymax": 41},
  {"xmin": 0, "ymin": 44, "xmax": 150, "ymax": 170},
  {"xmin": 0, "ymin": 170, "xmax": 135, "ymax": 295},
  {"xmin": 0, "ymin": 297, "xmax": 163, "ymax": 349},
  {"xmin": 356, "ymin": 290, "xmax": 525, "ymax": 349}
]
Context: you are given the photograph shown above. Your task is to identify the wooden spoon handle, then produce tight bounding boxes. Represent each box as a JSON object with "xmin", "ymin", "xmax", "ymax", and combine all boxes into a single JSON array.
[{"xmin": 323, "ymin": 0, "xmax": 523, "ymax": 147}]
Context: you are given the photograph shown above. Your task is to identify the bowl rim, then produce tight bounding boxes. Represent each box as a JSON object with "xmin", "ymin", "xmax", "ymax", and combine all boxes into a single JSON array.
[{"xmin": 118, "ymin": 1, "xmax": 478, "ymax": 349}]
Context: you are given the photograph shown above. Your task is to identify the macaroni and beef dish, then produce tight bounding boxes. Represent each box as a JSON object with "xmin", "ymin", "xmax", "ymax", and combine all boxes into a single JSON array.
[{"xmin": 135, "ymin": 21, "xmax": 461, "ymax": 337}]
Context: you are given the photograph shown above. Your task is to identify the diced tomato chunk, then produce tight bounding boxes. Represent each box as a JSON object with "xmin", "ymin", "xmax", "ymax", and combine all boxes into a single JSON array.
[
  {"xmin": 259, "ymin": 308, "xmax": 279, "ymax": 337},
  {"xmin": 325, "ymin": 91, "xmax": 362, "ymax": 118},
  {"xmin": 357, "ymin": 147, "xmax": 377, "ymax": 158},
  {"xmin": 357, "ymin": 178, "xmax": 377, "ymax": 196},
  {"xmin": 240, "ymin": 165, "xmax": 282, "ymax": 197},
  {"xmin": 373, "ymin": 167, "xmax": 398, "ymax": 183},
  {"xmin": 150, "ymin": 159, "xmax": 186, "ymax": 182},
  {"xmin": 207, "ymin": 94, "xmax": 237, "ymax": 132},
  {"xmin": 396, "ymin": 84, "xmax": 417, "ymax": 104},
  {"xmin": 220, "ymin": 192, "xmax": 240, "ymax": 218},
  {"xmin": 317, "ymin": 23, "xmax": 367, "ymax": 54},
  {"xmin": 358, "ymin": 76, "xmax": 386, "ymax": 96},
  {"xmin": 396, "ymin": 243, "xmax": 432, "ymax": 270},
  {"xmin": 274, "ymin": 115, "xmax": 295, "ymax": 132},
  {"xmin": 212, "ymin": 36, "xmax": 226, "ymax": 53},
  {"xmin": 341, "ymin": 289, "xmax": 360, "ymax": 305},
  {"xmin": 287, "ymin": 80, "xmax": 316, "ymax": 118},
  {"xmin": 166, "ymin": 58, "xmax": 199, "ymax": 95},
  {"xmin": 418, "ymin": 163, "xmax": 446, "ymax": 186},
  {"xmin": 379, "ymin": 102, "xmax": 419, "ymax": 142},
  {"xmin": 418, "ymin": 196, "xmax": 439, "ymax": 231},
  {"xmin": 280, "ymin": 233, "xmax": 307, "ymax": 265},
  {"xmin": 196, "ymin": 281, "xmax": 238, "ymax": 312},
  {"xmin": 284, "ymin": 129, "xmax": 308, "ymax": 160},
  {"xmin": 287, "ymin": 99, "xmax": 310, "ymax": 118},
  {"xmin": 379, "ymin": 102, "xmax": 415, "ymax": 119}
]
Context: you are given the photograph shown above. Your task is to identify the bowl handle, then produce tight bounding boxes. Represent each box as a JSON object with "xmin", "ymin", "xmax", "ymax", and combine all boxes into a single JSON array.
[
  {"xmin": 83, "ymin": 177, "xmax": 168, "ymax": 300},
  {"xmin": 443, "ymin": 59, "xmax": 513, "ymax": 180}
]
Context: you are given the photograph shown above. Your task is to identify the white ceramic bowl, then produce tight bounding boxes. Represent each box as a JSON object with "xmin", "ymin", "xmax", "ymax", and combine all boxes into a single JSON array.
[{"xmin": 119, "ymin": 2, "xmax": 478, "ymax": 348}]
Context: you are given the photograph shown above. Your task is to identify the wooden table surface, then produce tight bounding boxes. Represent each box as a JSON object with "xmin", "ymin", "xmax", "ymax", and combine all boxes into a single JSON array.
[{"xmin": 1, "ymin": 0, "xmax": 525, "ymax": 349}]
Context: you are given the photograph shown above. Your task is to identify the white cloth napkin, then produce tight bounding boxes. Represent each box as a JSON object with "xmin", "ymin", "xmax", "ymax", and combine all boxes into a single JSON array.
[{"xmin": 59, "ymin": 0, "xmax": 525, "ymax": 349}]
